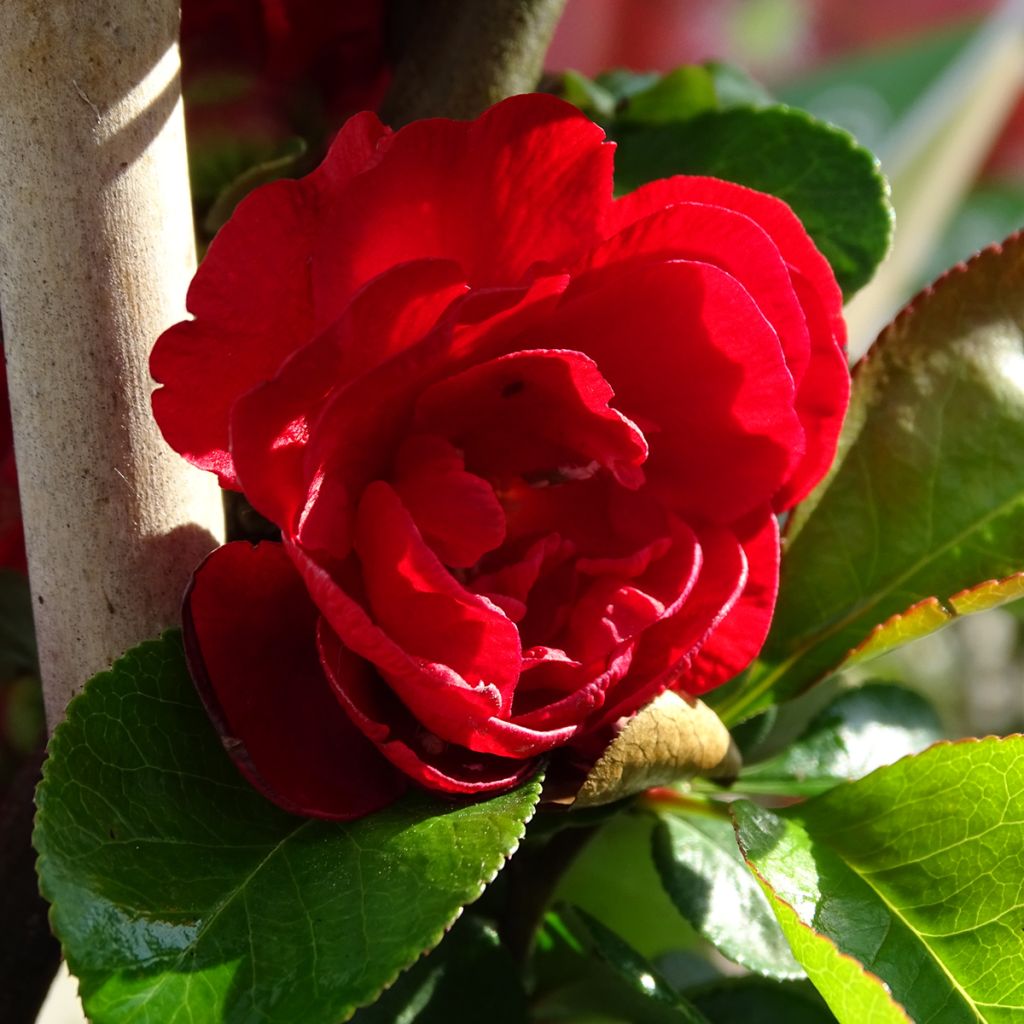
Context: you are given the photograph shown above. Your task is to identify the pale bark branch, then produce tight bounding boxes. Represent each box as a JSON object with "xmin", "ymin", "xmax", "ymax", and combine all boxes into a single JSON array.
[
  {"xmin": 382, "ymin": 0, "xmax": 568, "ymax": 125},
  {"xmin": 0, "ymin": 0, "xmax": 225, "ymax": 729}
]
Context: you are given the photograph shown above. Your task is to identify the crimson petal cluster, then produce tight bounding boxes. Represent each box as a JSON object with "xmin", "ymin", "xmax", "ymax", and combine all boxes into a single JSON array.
[{"xmin": 152, "ymin": 94, "xmax": 849, "ymax": 819}]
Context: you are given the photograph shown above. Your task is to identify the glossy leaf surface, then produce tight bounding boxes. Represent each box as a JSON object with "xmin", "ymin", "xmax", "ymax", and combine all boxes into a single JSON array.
[
  {"xmin": 687, "ymin": 978, "xmax": 837, "ymax": 1024},
  {"xmin": 652, "ymin": 814, "xmax": 803, "ymax": 979},
  {"xmin": 715, "ymin": 232, "xmax": 1024, "ymax": 725},
  {"xmin": 738, "ymin": 682, "xmax": 943, "ymax": 796},
  {"xmin": 532, "ymin": 907, "xmax": 711, "ymax": 1024},
  {"xmin": 734, "ymin": 737, "xmax": 1024, "ymax": 1023},
  {"xmin": 350, "ymin": 916, "xmax": 527, "ymax": 1024},
  {"xmin": 34, "ymin": 633, "xmax": 540, "ymax": 1024}
]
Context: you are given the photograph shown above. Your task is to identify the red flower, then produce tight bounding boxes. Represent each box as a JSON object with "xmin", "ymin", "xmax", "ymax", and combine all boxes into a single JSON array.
[{"xmin": 152, "ymin": 94, "xmax": 849, "ymax": 820}]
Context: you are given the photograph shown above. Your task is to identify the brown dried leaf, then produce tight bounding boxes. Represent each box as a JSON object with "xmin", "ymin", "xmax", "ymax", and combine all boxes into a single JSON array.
[{"xmin": 573, "ymin": 691, "xmax": 740, "ymax": 809}]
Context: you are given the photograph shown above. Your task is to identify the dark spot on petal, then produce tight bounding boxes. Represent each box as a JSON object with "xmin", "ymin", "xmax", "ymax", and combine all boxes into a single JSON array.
[{"xmin": 501, "ymin": 379, "xmax": 526, "ymax": 398}]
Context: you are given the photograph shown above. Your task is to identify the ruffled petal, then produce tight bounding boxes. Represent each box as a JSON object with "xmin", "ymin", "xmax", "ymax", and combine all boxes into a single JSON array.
[
  {"xmin": 297, "ymin": 275, "xmax": 569, "ymax": 561},
  {"xmin": 414, "ymin": 348, "xmax": 648, "ymax": 489},
  {"xmin": 151, "ymin": 111, "xmax": 391, "ymax": 486},
  {"xmin": 610, "ymin": 175, "xmax": 845, "ymax": 348},
  {"xmin": 772, "ymin": 272, "xmax": 850, "ymax": 510},
  {"xmin": 312, "ymin": 93, "xmax": 614, "ymax": 301},
  {"xmin": 231, "ymin": 259, "xmax": 467, "ymax": 531},
  {"xmin": 318, "ymin": 621, "xmax": 538, "ymax": 794},
  {"xmin": 183, "ymin": 541, "xmax": 405, "ymax": 819},
  {"xmin": 354, "ymin": 481, "xmax": 522, "ymax": 709},
  {"xmin": 596, "ymin": 525, "xmax": 748, "ymax": 727},
  {"xmin": 393, "ymin": 435, "xmax": 506, "ymax": 568},
  {"xmin": 541, "ymin": 260, "xmax": 803, "ymax": 522},
  {"xmin": 681, "ymin": 511, "xmax": 780, "ymax": 695},
  {"xmin": 585, "ymin": 200, "xmax": 812, "ymax": 391}
]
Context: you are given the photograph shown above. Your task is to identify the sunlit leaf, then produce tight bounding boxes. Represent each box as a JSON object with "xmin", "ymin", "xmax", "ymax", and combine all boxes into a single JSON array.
[
  {"xmin": 34, "ymin": 633, "xmax": 540, "ymax": 1024},
  {"xmin": 714, "ymin": 232, "xmax": 1024, "ymax": 725},
  {"xmin": 734, "ymin": 737, "xmax": 1024, "ymax": 1023}
]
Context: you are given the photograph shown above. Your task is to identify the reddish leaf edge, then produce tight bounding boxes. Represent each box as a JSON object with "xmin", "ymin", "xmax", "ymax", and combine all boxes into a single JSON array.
[
  {"xmin": 730, "ymin": 841, "xmax": 913, "ymax": 1024},
  {"xmin": 729, "ymin": 736, "xmax": 1024, "ymax": 1023},
  {"xmin": 718, "ymin": 230, "xmax": 1024, "ymax": 727},
  {"xmin": 843, "ymin": 570, "xmax": 1024, "ymax": 668}
]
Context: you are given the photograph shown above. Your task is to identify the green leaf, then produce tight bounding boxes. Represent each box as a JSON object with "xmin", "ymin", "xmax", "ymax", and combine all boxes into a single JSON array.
[
  {"xmin": 703, "ymin": 61, "xmax": 773, "ymax": 111},
  {"xmin": 594, "ymin": 69, "xmax": 662, "ymax": 103},
  {"xmin": 560, "ymin": 69, "xmax": 617, "ymax": 122},
  {"xmin": 612, "ymin": 106, "xmax": 892, "ymax": 297},
  {"xmin": 203, "ymin": 136, "xmax": 308, "ymax": 237},
  {"xmin": 532, "ymin": 906, "xmax": 711, "ymax": 1024},
  {"xmin": 555, "ymin": 812, "xmax": 697, "ymax": 957},
  {"xmin": 617, "ymin": 66, "xmax": 718, "ymax": 125},
  {"xmin": 571, "ymin": 907, "xmax": 710, "ymax": 1023},
  {"xmin": 733, "ymin": 736, "xmax": 1024, "ymax": 1024},
  {"xmin": 713, "ymin": 231, "xmax": 1024, "ymax": 726},
  {"xmin": 350, "ymin": 916, "xmax": 527, "ymax": 1024},
  {"xmin": 738, "ymin": 682, "xmax": 944, "ymax": 796},
  {"xmin": 743, "ymin": 891, "xmax": 911, "ymax": 1024},
  {"xmin": 652, "ymin": 815, "xmax": 803, "ymax": 979},
  {"xmin": 687, "ymin": 977, "xmax": 837, "ymax": 1024},
  {"xmin": 34, "ymin": 632, "xmax": 541, "ymax": 1024}
]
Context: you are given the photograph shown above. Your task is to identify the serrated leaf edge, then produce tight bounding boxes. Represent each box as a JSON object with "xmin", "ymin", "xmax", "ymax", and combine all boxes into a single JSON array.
[
  {"xmin": 340, "ymin": 774, "xmax": 543, "ymax": 1021},
  {"xmin": 33, "ymin": 633, "xmax": 185, "ymax": 1006},
  {"xmin": 32, "ymin": 632, "xmax": 543, "ymax": 1024}
]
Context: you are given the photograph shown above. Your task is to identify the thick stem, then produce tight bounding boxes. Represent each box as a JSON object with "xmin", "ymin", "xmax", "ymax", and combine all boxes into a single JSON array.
[
  {"xmin": 382, "ymin": 0, "xmax": 567, "ymax": 126},
  {"xmin": 0, "ymin": 1, "xmax": 224, "ymax": 729}
]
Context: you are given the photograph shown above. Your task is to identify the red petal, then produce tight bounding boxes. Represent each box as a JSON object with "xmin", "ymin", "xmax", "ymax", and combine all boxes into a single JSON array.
[
  {"xmin": 681, "ymin": 511, "xmax": 779, "ymax": 695},
  {"xmin": 414, "ymin": 348, "xmax": 648, "ymax": 489},
  {"xmin": 354, "ymin": 482, "xmax": 521, "ymax": 711},
  {"xmin": 469, "ymin": 532, "xmax": 569, "ymax": 611},
  {"xmin": 596, "ymin": 525, "xmax": 748, "ymax": 726},
  {"xmin": 183, "ymin": 541, "xmax": 405, "ymax": 819},
  {"xmin": 319, "ymin": 621, "xmax": 537, "ymax": 794},
  {"xmin": 542, "ymin": 260, "xmax": 803, "ymax": 522},
  {"xmin": 297, "ymin": 275, "xmax": 568, "ymax": 561},
  {"xmin": 586, "ymin": 201, "xmax": 812, "ymax": 390},
  {"xmin": 289, "ymin": 537, "xmax": 505, "ymax": 731},
  {"xmin": 772, "ymin": 272, "xmax": 850, "ymax": 510},
  {"xmin": 231, "ymin": 259, "xmax": 468, "ymax": 531},
  {"xmin": 313, "ymin": 93, "xmax": 614, "ymax": 302},
  {"xmin": 151, "ymin": 111, "xmax": 391, "ymax": 487},
  {"xmin": 564, "ymin": 578, "xmax": 666, "ymax": 666},
  {"xmin": 610, "ymin": 175, "xmax": 845, "ymax": 348},
  {"xmin": 393, "ymin": 435, "xmax": 506, "ymax": 568}
]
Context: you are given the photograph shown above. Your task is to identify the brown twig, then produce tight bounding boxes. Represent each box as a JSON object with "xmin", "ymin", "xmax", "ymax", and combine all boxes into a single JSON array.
[{"xmin": 381, "ymin": 0, "xmax": 568, "ymax": 126}]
